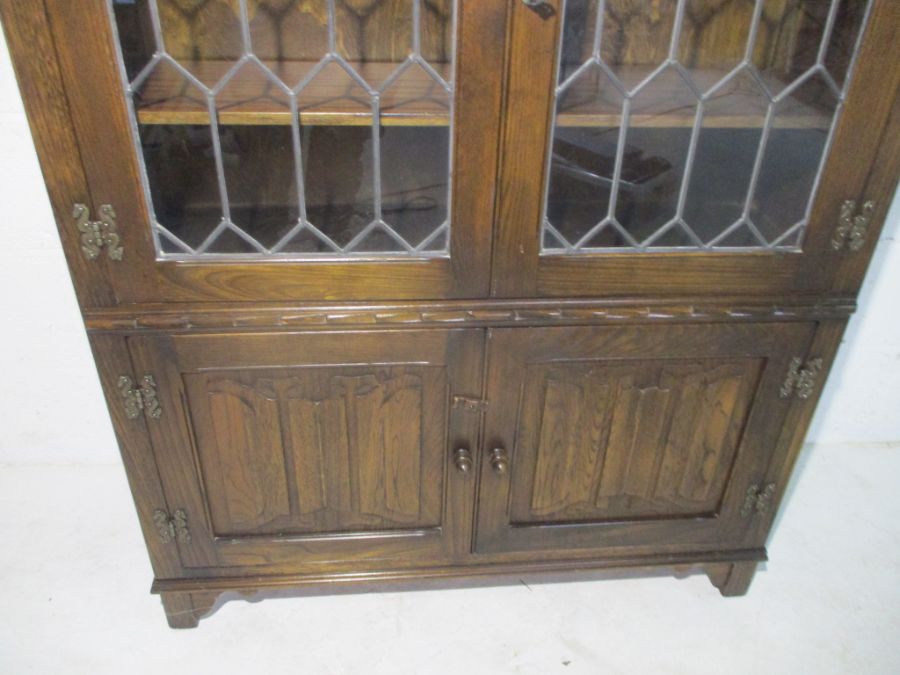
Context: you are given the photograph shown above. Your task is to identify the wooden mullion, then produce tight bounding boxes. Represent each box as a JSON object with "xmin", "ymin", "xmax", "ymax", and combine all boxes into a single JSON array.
[
  {"xmin": 491, "ymin": 0, "xmax": 561, "ymax": 297},
  {"xmin": 449, "ymin": 0, "xmax": 509, "ymax": 297}
]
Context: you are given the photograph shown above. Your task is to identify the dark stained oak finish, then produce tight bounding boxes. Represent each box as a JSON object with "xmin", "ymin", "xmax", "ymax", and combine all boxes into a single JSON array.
[
  {"xmin": 492, "ymin": 0, "xmax": 900, "ymax": 299},
  {"xmin": 32, "ymin": 0, "xmax": 507, "ymax": 302},
  {"xmin": 127, "ymin": 329, "xmax": 483, "ymax": 571},
  {"xmin": 1, "ymin": 0, "xmax": 898, "ymax": 628},
  {"xmin": 476, "ymin": 322, "xmax": 814, "ymax": 555},
  {"xmin": 160, "ymin": 591, "xmax": 220, "ymax": 630},
  {"xmin": 707, "ymin": 561, "xmax": 759, "ymax": 597},
  {"xmin": 81, "ymin": 296, "xmax": 856, "ymax": 333},
  {"xmin": 189, "ymin": 367, "xmax": 442, "ymax": 536},
  {"xmin": 0, "ymin": 0, "xmax": 115, "ymax": 308},
  {"xmin": 514, "ymin": 360, "xmax": 757, "ymax": 522}
]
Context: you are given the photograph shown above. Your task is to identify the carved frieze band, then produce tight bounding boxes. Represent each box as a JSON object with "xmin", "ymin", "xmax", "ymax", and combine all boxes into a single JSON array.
[{"xmin": 86, "ymin": 301, "xmax": 854, "ymax": 333}]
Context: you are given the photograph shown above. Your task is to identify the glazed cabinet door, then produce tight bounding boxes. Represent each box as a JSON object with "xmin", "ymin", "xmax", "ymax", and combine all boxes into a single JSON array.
[
  {"xmin": 494, "ymin": 0, "xmax": 900, "ymax": 297},
  {"xmin": 475, "ymin": 322, "xmax": 815, "ymax": 556},
  {"xmin": 126, "ymin": 329, "xmax": 483, "ymax": 573},
  {"xmin": 37, "ymin": 0, "xmax": 505, "ymax": 302}
]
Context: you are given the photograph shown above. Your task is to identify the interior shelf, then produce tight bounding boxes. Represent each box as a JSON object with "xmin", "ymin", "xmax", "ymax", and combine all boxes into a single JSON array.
[
  {"xmin": 555, "ymin": 67, "xmax": 834, "ymax": 130},
  {"xmin": 136, "ymin": 60, "xmax": 453, "ymax": 127},
  {"xmin": 136, "ymin": 62, "xmax": 833, "ymax": 130}
]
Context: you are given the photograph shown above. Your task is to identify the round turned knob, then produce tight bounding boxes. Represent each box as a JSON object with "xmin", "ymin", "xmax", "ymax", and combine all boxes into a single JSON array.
[
  {"xmin": 490, "ymin": 448, "xmax": 509, "ymax": 475},
  {"xmin": 454, "ymin": 448, "xmax": 473, "ymax": 475}
]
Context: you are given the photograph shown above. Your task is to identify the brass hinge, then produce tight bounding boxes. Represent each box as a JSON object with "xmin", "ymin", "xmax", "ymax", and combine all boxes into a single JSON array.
[
  {"xmin": 73, "ymin": 203, "xmax": 123, "ymax": 261},
  {"xmin": 780, "ymin": 357, "xmax": 824, "ymax": 400},
  {"xmin": 118, "ymin": 375, "xmax": 162, "ymax": 420},
  {"xmin": 153, "ymin": 509, "xmax": 191, "ymax": 544},
  {"xmin": 741, "ymin": 483, "xmax": 776, "ymax": 518},
  {"xmin": 832, "ymin": 199, "xmax": 875, "ymax": 252},
  {"xmin": 452, "ymin": 395, "xmax": 489, "ymax": 413}
]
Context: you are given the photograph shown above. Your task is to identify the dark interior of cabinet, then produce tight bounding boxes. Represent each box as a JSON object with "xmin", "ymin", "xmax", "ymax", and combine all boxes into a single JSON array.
[
  {"xmin": 142, "ymin": 123, "xmax": 450, "ymax": 253},
  {"xmin": 546, "ymin": 125, "xmax": 832, "ymax": 248}
]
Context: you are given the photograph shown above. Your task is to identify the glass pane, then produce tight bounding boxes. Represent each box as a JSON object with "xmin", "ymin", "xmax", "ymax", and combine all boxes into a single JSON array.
[
  {"xmin": 110, "ymin": 0, "xmax": 455, "ymax": 257},
  {"xmin": 543, "ymin": 0, "xmax": 873, "ymax": 254}
]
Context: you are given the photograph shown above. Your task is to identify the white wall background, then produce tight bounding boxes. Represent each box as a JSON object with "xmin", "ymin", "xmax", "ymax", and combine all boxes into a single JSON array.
[{"xmin": 0, "ymin": 29, "xmax": 897, "ymax": 465}]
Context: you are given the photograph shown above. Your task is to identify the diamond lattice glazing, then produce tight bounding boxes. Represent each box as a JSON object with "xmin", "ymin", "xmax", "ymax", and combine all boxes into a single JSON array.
[
  {"xmin": 110, "ymin": 0, "xmax": 455, "ymax": 258},
  {"xmin": 542, "ymin": 0, "xmax": 873, "ymax": 254}
]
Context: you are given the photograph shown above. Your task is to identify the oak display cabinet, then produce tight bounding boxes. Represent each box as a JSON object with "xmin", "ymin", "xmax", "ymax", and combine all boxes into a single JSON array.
[{"xmin": 2, "ymin": 0, "xmax": 898, "ymax": 628}]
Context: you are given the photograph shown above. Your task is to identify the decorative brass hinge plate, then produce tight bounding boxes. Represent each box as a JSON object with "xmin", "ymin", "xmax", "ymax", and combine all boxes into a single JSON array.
[
  {"xmin": 780, "ymin": 357, "xmax": 824, "ymax": 400},
  {"xmin": 73, "ymin": 203, "xmax": 123, "ymax": 261},
  {"xmin": 741, "ymin": 483, "xmax": 776, "ymax": 518},
  {"xmin": 118, "ymin": 375, "xmax": 162, "ymax": 420},
  {"xmin": 832, "ymin": 199, "xmax": 875, "ymax": 252},
  {"xmin": 452, "ymin": 395, "xmax": 489, "ymax": 413},
  {"xmin": 153, "ymin": 509, "xmax": 191, "ymax": 544}
]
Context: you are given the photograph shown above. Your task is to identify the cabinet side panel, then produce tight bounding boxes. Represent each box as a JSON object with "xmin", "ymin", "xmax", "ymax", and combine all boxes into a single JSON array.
[
  {"xmin": 88, "ymin": 333, "xmax": 182, "ymax": 577},
  {"xmin": 805, "ymin": 0, "xmax": 900, "ymax": 257},
  {"xmin": 43, "ymin": 0, "xmax": 160, "ymax": 303},
  {"xmin": 750, "ymin": 319, "xmax": 849, "ymax": 545},
  {"xmin": 832, "ymin": 81, "xmax": 900, "ymax": 294},
  {"xmin": 0, "ymin": 0, "xmax": 115, "ymax": 307}
]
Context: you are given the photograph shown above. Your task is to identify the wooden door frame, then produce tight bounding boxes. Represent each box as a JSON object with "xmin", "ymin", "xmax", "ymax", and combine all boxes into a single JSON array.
[
  {"xmin": 474, "ymin": 322, "xmax": 816, "ymax": 556},
  {"xmin": 491, "ymin": 0, "xmax": 900, "ymax": 299},
  {"xmin": 126, "ymin": 328, "xmax": 484, "ymax": 575},
  {"xmin": 11, "ymin": 0, "xmax": 507, "ymax": 304}
]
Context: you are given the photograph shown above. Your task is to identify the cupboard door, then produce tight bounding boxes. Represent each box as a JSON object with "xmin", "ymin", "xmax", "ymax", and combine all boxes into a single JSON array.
[
  {"xmin": 127, "ymin": 329, "xmax": 482, "ymax": 572},
  {"xmin": 475, "ymin": 322, "xmax": 814, "ymax": 555},
  {"xmin": 494, "ymin": 0, "xmax": 900, "ymax": 297},
  {"xmin": 42, "ymin": 1, "xmax": 505, "ymax": 302}
]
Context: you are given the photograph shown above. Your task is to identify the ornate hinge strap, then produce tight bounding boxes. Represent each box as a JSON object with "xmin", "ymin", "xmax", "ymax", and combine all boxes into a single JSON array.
[
  {"xmin": 740, "ymin": 483, "xmax": 776, "ymax": 518},
  {"xmin": 153, "ymin": 509, "xmax": 191, "ymax": 544},
  {"xmin": 780, "ymin": 357, "xmax": 824, "ymax": 400},
  {"xmin": 118, "ymin": 375, "xmax": 162, "ymax": 420},
  {"xmin": 73, "ymin": 203, "xmax": 123, "ymax": 261},
  {"xmin": 832, "ymin": 199, "xmax": 875, "ymax": 252}
]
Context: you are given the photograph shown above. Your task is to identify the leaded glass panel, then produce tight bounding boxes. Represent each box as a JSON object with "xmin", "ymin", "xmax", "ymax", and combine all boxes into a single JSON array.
[
  {"xmin": 110, "ymin": 0, "xmax": 455, "ymax": 258},
  {"xmin": 543, "ymin": 0, "xmax": 873, "ymax": 254}
]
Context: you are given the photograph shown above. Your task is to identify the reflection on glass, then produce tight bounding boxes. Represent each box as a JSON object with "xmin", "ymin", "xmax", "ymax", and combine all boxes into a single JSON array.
[
  {"xmin": 111, "ymin": 0, "xmax": 455, "ymax": 257},
  {"xmin": 543, "ymin": 0, "xmax": 872, "ymax": 253}
]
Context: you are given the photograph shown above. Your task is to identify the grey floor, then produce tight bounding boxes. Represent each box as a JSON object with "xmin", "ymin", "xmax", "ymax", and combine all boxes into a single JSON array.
[{"xmin": 1, "ymin": 442, "xmax": 898, "ymax": 674}]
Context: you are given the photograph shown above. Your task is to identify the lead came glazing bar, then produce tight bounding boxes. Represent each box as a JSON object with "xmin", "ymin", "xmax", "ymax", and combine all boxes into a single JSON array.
[
  {"xmin": 541, "ymin": 0, "xmax": 874, "ymax": 254},
  {"xmin": 108, "ymin": 0, "xmax": 456, "ymax": 259}
]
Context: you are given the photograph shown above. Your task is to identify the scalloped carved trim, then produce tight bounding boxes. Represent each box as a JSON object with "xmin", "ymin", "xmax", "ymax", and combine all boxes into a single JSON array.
[{"xmin": 85, "ymin": 299, "xmax": 854, "ymax": 333}]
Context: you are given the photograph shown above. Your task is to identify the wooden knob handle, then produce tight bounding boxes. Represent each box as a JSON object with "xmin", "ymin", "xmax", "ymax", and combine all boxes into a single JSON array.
[
  {"xmin": 454, "ymin": 448, "xmax": 473, "ymax": 474},
  {"xmin": 490, "ymin": 448, "xmax": 509, "ymax": 475}
]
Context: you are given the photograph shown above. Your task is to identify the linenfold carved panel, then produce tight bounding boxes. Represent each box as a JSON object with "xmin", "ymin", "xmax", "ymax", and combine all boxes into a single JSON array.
[
  {"xmin": 185, "ymin": 367, "xmax": 443, "ymax": 536},
  {"xmin": 206, "ymin": 379, "xmax": 290, "ymax": 529},
  {"xmin": 511, "ymin": 359, "xmax": 762, "ymax": 524}
]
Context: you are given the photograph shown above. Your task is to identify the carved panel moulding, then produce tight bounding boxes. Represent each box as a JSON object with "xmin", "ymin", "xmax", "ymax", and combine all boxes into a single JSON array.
[{"xmin": 84, "ymin": 299, "xmax": 855, "ymax": 333}]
